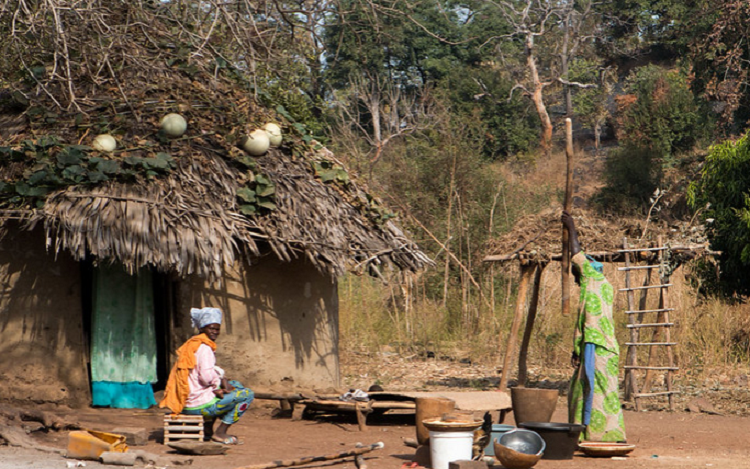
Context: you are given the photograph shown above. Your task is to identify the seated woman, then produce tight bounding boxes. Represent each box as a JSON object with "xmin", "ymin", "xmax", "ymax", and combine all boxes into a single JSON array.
[{"xmin": 159, "ymin": 307, "xmax": 254, "ymax": 445}]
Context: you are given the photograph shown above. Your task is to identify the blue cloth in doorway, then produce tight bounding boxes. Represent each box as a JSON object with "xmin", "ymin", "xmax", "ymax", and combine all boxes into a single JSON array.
[
  {"xmin": 92, "ymin": 381, "xmax": 156, "ymax": 409},
  {"xmin": 91, "ymin": 264, "xmax": 157, "ymax": 409}
]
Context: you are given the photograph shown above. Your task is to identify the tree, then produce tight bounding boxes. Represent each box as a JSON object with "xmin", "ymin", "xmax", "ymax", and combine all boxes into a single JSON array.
[
  {"xmin": 596, "ymin": 0, "xmax": 750, "ymax": 135},
  {"xmin": 323, "ymin": 0, "xmax": 547, "ymax": 161},
  {"xmin": 688, "ymin": 134, "xmax": 750, "ymax": 296},
  {"xmin": 689, "ymin": 1, "xmax": 750, "ymax": 132},
  {"xmin": 569, "ymin": 59, "xmax": 615, "ymax": 150},
  {"xmin": 595, "ymin": 0, "xmax": 695, "ymax": 60},
  {"xmin": 322, "ymin": 0, "xmax": 449, "ymax": 174},
  {"xmin": 615, "ymin": 65, "xmax": 709, "ymax": 163},
  {"xmin": 484, "ymin": 0, "xmax": 600, "ymax": 152}
]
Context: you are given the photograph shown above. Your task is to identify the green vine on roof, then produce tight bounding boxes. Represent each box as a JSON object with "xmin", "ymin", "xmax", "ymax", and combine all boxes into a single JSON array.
[
  {"xmin": 365, "ymin": 193, "xmax": 398, "ymax": 226},
  {"xmin": 229, "ymin": 151, "xmax": 276, "ymax": 215},
  {"xmin": 0, "ymin": 135, "xmax": 174, "ymax": 208},
  {"xmin": 312, "ymin": 160, "xmax": 350, "ymax": 185},
  {"xmin": 236, "ymin": 175, "xmax": 276, "ymax": 214},
  {"xmin": 310, "ymin": 158, "xmax": 396, "ymax": 226}
]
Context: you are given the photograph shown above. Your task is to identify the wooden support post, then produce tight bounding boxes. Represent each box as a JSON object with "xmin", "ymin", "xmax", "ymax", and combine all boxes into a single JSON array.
[
  {"xmin": 623, "ymin": 238, "xmax": 641, "ymax": 407},
  {"xmin": 291, "ymin": 404, "xmax": 305, "ymax": 421},
  {"xmin": 661, "ymin": 286, "xmax": 676, "ymax": 411},
  {"xmin": 641, "ymin": 292, "xmax": 663, "ymax": 394},
  {"xmin": 630, "ymin": 261, "xmax": 652, "ymax": 396},
  {"xmin": 279, "ymin": 399, "xmax": 292, "ymax": 416},
  {"xmin": 499, "ymin": 264, "xmax": 534, "ymax": 392},
  {"xmin": 561, "ymin": 118, "xmax": 574, "ymax": 317},
  {"xmin": 517, "ymin": 264, "xmax": 544, "ymax": 387},
  {"xmin": 355, "ymin": 402, "xmax": 368, "ymax": 432},
  {"xmin": 642, "ymin": 236, "xmax": 676, "ymax": 410}
]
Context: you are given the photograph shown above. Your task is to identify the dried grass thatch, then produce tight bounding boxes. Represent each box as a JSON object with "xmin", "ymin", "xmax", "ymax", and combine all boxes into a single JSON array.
[
  {"xmin": 484, "ymin": 205, "xmax": 710, "ymax": 265},
  {"xmin": 0, "ymin": 1, "xmax": 431, "ymax": 281},
  {"xmin": 23, "ymin": 144, "xmax": 430, "ymax": 281}
]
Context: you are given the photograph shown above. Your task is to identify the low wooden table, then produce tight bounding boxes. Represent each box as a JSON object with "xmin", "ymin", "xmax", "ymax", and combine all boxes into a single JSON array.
[
  {"xmin": 289, "ymin": 391, "xmax": 512, "ymax": 431},
  {"xmin": 297, "ymin": 398, "xmax": 416, "ymax": 431}
]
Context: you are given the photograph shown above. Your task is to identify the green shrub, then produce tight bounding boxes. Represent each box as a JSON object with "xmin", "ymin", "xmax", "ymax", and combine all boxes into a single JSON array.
[
  {"xmin": 688, "ymin": 133, "xmax": 750, "ymax": 296},
  {"xmin": 616, "ymin": 65, "xmax": 711, "ymax": 165},
  {"xmin": 436, "ymin": 66, "xmax": 539, "ymax": 159}
]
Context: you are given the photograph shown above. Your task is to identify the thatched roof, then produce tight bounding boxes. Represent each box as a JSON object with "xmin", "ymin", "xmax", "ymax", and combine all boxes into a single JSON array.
[
  {"xmin": 484, "ymin": 206, "xmax": 711, "ymax": 265},
  {"xmin": 0, "ymin": 1, "xmax": 431, "ymax": 281}
]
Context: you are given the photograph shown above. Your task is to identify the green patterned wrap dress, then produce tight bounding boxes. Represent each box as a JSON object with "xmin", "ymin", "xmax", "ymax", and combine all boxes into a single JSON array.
[{"xmin": 568, "ymin": 251, "xmax": 627, "ymax": 442}]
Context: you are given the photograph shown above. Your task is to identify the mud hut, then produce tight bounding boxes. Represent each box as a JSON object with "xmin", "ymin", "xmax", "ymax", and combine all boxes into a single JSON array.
[{"xmin": 0, "ymin": 2, "xmax": 430, "ymax": 407}]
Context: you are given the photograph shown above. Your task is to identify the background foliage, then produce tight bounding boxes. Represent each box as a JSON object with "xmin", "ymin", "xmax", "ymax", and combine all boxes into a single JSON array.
[
  {"xmin": 689, "ymin": 135, "xmax": 750, "ymax": 297},
  {"xmin": 2, "ymin": 0, "xmax": 750, "ymax": 379}
]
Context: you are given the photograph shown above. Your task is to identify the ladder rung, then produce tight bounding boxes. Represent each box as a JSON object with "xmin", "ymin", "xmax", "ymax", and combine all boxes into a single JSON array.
[
  {"xmin": 618, "ymin": 247, "xmax": 669, "ymax": 253},
  {"xmin": 625, "ymin": 342, "xmax": 677, "ymax": 346},
  {"xmin": 618, "ymin": 265, "xmax": 660, "ymax": 271},
  {"xmin": 620, "ymin": 284, "xmax": 672, "ymax": 291},
  {"xmin": 627, "ymin": 323, "xmax": 674, "ymax": 328},
  {"xmin": 625, "ymin": 308, "xmax": 674, "ymax": 314},
  {"xmin": 624, "ymin": 366, "xmax": 679, "ymax": 370},
  {"xmin": 634, "ymin": 391, "xmax": 681, "ymax": 397}
]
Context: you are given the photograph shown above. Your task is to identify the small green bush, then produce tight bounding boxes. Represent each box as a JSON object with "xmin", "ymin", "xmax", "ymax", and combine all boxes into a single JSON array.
[
  {"xmin": 688, "ymin": 133, "xmax": 750, "ymax": 296},
  {"xmin": 616, "ymin": 65, "xmax": 711, "ymax": 165}
]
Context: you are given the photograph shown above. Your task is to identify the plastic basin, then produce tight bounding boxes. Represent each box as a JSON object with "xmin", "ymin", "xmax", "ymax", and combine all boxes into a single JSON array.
[{"xmin": 518, "ymin": 422, "xmax": 585, "ymax": 460}]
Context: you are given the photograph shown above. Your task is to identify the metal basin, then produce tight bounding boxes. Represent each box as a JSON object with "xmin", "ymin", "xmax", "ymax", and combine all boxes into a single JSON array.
[{"xmin": 493, "ymin": 429, "xmax": 545, "ymax": 469}]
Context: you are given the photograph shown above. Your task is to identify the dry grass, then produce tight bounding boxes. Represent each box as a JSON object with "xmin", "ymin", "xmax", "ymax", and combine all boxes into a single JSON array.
[
  {"xmin": 339, "ymin": 260, "xmax": 750, "ymax": 391},
  {"xmin": 339, "ymin": 148, "xmax": 750, "ymax": 393}
]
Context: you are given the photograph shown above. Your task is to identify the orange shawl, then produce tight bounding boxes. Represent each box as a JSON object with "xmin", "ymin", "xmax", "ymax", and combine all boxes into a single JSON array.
[{"xmin": 158, "ymin": 333, "xmax": 217, "ymax": 414}]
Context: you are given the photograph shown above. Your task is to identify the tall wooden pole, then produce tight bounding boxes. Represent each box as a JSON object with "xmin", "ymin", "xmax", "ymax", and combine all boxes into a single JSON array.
[
  {"xmin": 561, "ymin": 118, "xmax": 574, "ymax": 316},
  {"xmin": 499, "ymin": 264, "xmax": 534, "ymax": 392},
  {"xmin": 517, "ymin": 264, "xmax": 544, "ymax": 387}
]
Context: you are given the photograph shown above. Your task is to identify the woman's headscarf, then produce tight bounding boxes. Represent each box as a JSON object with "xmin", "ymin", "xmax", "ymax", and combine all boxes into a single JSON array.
[
  {"xmin": 585, "ymin": 255, "xmax": 604, "ymax": 274},
  {"xmin": 190, "ymin": 307, "xmax": 222, "ymax": 329}
]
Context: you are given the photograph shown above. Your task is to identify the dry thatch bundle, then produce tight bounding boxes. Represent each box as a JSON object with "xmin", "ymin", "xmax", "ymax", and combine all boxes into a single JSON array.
[
  {"xmin": 485, "ymin": 205, "xmax": 709, "ymax": 265},
  {"xmin": 0, "ymin": 0, "xmax": 431, "ymax": 281}
]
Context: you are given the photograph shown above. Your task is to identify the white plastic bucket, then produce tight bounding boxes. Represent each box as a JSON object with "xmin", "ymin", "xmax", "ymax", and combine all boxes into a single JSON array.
[{"xmin": 429, "ymin": 430, "xmax": 474, "ymax": 469}]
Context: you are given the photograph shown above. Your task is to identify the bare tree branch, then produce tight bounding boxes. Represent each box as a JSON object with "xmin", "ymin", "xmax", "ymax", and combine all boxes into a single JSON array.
[{"xmin": 557, "ymin": 78, "xmax": 598, "ymax": 89}]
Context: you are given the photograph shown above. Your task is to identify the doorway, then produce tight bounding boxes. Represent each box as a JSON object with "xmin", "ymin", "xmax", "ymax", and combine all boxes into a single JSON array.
[{"xmin": 81, "ymin": 260, "xmax": 172, "ymax": 408}]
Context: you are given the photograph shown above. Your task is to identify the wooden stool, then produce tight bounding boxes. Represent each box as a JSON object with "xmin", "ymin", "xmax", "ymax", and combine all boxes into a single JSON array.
[{"xmin": 163, "ymin": 414, "xmax": 204, "ymax": 444}]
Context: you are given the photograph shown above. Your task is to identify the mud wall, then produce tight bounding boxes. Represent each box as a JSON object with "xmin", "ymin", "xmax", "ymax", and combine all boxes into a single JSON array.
[
  {"xmin": 0, "ymin": 225, "xmax": 89, "ymax": 406},
  {"xmin": 178, "ymin": 256, "xmax": 340, "ymax": 391}
]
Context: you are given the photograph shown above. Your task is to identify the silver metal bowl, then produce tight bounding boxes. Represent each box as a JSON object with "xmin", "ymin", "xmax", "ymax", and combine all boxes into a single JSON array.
[{"xmin": 498, "ymin": 429, "xmax": 546, "ymax": 456}]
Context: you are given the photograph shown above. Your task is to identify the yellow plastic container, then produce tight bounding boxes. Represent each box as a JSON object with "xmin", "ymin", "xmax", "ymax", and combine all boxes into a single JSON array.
[{"xmin": 67, "ymin": 430, "xmax": 128, "ymax": 460}]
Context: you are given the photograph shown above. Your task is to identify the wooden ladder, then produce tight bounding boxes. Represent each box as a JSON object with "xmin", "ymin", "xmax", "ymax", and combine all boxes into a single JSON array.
[{"xmin": 619, "ymin": 236, "xmax": 679, "ymax": 411}]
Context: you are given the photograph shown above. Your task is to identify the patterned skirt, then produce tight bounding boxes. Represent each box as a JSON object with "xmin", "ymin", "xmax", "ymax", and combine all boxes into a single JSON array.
[{"xmin": 568, "ymin": 343, "xmax": 626, "ymax": 442}]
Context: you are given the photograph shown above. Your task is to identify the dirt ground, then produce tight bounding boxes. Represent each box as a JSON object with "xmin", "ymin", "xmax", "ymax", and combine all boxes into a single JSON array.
[
  {"xmin": 5, "ymin": 400, "xmax": 750, "ymax": 469},
  {"xmin": 4, "ymin": 353, "xmax": 750, "ymax": 469}
]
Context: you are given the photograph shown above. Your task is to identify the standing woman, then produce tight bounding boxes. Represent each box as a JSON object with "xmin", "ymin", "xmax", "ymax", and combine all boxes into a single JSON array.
[
  {"xmin": 562, "ymin": 211, "xmax": 626, "ymax": 443},
  {"xmin": 159, "ymin": 307, "xmax": 253, "ymax": 445}
]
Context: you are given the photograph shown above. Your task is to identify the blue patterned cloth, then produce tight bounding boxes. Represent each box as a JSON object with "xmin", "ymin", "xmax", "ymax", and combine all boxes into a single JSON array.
[{"xmin": 183, "ymin": 380, "xmax": 254, "ymax": 425}]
